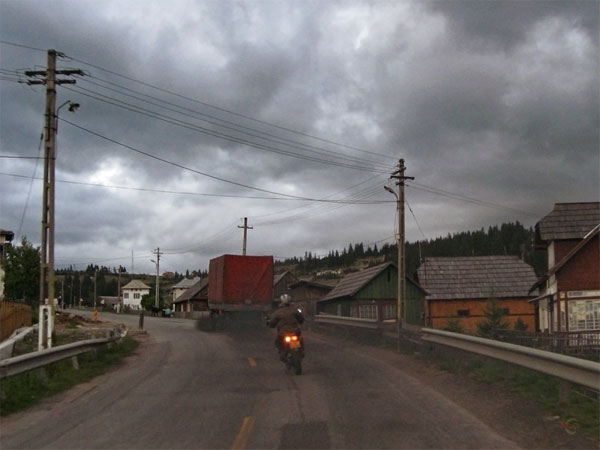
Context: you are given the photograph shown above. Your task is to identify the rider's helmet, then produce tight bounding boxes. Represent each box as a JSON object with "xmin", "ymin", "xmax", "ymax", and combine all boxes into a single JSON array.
[{"xmin": 280, "ymin": 294, "xmax": 291, "ymax": 305}]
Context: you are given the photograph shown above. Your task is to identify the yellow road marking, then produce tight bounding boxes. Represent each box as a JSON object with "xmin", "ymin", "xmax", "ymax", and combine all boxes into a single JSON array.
[
  {"xmin": 231, "ymin": 416, "xmax": 255, "ymax": 450},
  {"xmin": 248, "ymin": 357, "xmax": 257, "ymax": 367}
]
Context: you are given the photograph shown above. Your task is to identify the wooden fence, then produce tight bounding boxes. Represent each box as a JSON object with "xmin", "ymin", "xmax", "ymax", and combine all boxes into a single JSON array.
[{"xmin": 0, "ymin": 302, "xmax": 32, "ymax": 341}]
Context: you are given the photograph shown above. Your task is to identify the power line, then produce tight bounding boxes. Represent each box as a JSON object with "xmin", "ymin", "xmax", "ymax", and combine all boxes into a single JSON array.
[
  {"xmin": 16, "ymin": 130, "xmax": 44, "ymax": 241},
  {"xmin": 0, "ymin": 40, "xmax": 47, "ymax": 53},
  {"xmin": 62, "ymin": 85, "xmax": 391, "ymax": 173},
  {"xmin": 76, "ymin": 76, "xmax": 393, "ymax": 170},
  {"xmin": 65, "ymin": 53, "xmax": 396, "ymax": 162},
  {"xmin": 58, "ymin": 117, "xmax": 394, "ymax": 204},
  {"xmin": 1, "ymin": 171, "xmax": 392, "ymax": 204}
]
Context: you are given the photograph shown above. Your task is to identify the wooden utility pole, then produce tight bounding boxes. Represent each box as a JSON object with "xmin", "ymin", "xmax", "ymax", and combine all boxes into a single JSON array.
[
  {"xmin": 390, "ymin": 159, "xmax": 414, "ymax": 330},
  {"xmin": 238, "ymin": 217, "xmax": 253, "ymax": 256},
  {"xmin": 25, "ymin": 49, "xmax": 83, "ymax": 348}
]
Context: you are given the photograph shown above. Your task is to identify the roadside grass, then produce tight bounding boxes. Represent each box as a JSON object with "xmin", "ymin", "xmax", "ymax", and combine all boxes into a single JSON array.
[
  {"xmin": 0, "ymin": 336, "xmax": 138, "ymax": 416},
  {"xmin": 423, "ymin": 347, "xmax": 600, "ymax": 441}
]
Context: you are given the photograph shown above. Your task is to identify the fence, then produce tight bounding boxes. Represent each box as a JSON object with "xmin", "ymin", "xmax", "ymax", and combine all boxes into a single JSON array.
[
  {"xmin": 491, "ymin": 329, "xmax": 600, "ymax": 362},
  {"xmin": 0, "ymin": 302, "xmax": 32, "ymax": 341}
]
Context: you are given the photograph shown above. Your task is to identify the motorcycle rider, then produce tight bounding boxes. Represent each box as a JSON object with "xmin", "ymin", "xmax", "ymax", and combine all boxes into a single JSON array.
[{"xmin": 267, "ymin": 294, "xmax": 305, "ymax": 359}]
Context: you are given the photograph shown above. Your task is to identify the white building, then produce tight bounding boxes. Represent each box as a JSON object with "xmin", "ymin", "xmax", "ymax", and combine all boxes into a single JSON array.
[{"xmin": 122, "ymin": 280, "xmax": 151, "ymax": 310}]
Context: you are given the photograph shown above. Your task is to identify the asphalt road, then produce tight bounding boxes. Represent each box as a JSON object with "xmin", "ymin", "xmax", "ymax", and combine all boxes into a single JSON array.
[{"xmin": 1, "ymin": 311, "xmax": 520, "ymax": 450}]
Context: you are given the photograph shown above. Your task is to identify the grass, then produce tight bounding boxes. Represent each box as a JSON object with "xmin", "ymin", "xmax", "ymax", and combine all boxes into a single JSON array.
[
  {"xmin": 422, "ymin": 346, "xmax": 600, "ymax": 441},
  {"xmin": 0, "ymin": 336, "xmax": 138, "ymax": 416}
]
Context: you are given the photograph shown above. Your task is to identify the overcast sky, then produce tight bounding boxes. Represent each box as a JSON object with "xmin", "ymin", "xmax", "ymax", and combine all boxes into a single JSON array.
[{"xmin": 1, "ymin": 0, "xmax": 598, "ymax": 275}]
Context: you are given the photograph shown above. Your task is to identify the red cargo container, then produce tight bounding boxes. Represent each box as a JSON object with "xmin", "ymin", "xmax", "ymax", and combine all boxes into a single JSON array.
[{"xmin": 208, "ymin": 254, "xmax": 274, "ymax": 312}]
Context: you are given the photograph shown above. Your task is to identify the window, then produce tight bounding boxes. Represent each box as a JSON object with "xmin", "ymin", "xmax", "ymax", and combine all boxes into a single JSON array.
[
  {"xmin": 134, "ymin": 293, "xmax": 141, "ymax": 299},
  {"xmin": 382, "ymin": 304, "xmax": 396, "ymax": 320},
  {"xmin": 457, "ymin": 309, "xmax": 470, "ymax": 317},
  {"xmin": 359, "ymin": 305, "xmax": 377, "ymax": 320},
  {"xmin": 124, "ymin": 293, "xmax": 129, "ymax": 299},
  {"xmin": 568, "ymin": 299, "xmax": 600, "ymax": 331},
  {"xmin": 502, "ymin": 308, "xmax": 510, "ymax": 315}
]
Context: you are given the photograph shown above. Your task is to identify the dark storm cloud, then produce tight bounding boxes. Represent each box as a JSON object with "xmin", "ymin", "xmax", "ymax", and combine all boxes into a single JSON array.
[{"xmin": 1, "ymin": 0, "xmax": 598, "ymax": 272}]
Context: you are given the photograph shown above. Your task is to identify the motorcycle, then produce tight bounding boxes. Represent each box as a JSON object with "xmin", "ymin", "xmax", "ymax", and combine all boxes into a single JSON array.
[{"xmin": 280, "ymin": 332, "xmax": 304, "ymax": 375}]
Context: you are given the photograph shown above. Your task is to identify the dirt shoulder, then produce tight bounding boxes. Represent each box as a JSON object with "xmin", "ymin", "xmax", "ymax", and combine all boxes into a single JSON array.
[{"xmin": 313, "ymin": 330, "xmax": 598, "ymax": 450}]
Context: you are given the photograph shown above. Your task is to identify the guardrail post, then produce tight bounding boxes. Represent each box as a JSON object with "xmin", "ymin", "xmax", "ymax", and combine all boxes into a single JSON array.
[{"xmin": 71, "ymin": 356, "xmax": 79, "ymax": 370}]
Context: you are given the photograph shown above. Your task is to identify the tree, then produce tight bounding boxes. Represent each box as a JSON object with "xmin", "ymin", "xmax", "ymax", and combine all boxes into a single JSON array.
[
  {"xmin": 2, "ymin": 237, "xmax": 40, "ymax": 306},
  {"xmin": 476, "ymin": 300, "xmax": 509, "ymax": 339}
]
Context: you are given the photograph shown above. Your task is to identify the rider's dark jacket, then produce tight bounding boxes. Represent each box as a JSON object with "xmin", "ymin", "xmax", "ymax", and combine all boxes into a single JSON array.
[{"xmin": 268, "ymin": 304, "xmax": 304, "ymax": 335}]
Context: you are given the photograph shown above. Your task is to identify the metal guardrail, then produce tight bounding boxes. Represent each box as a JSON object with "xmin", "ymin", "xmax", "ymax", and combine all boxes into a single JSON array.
[
  {"xmin": 313, "ymin": 314, "xmax": 600, "ymax": 390},
  {"xmin": 314, "ymin": 314, "xmax": 379, "ymax": 329},
  {"xmin": 0, "ymin": 331, "xmax": 122, "ymax": 379},
  {"xmin": 422, "ymin": 328, "xmax": 600, "ymax": 390}
]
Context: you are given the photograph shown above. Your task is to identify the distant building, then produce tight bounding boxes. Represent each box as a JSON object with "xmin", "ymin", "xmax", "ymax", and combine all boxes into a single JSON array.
[
  {"xmin": 173, "ymin": 278, "xmax": 209, "ymax": 317},
  {"xmin": 416, "ymin": 255, "xmax": 537, "ymax": 332},
  {"xmin": 530, "ymin": 202, "xmax": 600, "ymax": 333},
  {"xmin": 273, "ymin": 271, "xmax": 298, "ymax": 305},
  {"xmin": 318, "ymin": 262, "xmax": 425, "ymax": 325},
  {"xmin": 171, "ymin": 276, "xmax": 202, "ymax": 303},
  {"xmin": 122, "ymin": 280, "xmax": 151, "ymax": 310},
  {"xmin": 288, "ymin": 279, "xmax": 333, "ymax": 317},
  {"xmin": 0, "ymin": 229, "xmax": 14, "ymax": 300}
]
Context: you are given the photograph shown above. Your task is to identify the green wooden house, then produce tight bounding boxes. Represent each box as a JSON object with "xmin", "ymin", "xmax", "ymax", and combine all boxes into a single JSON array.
[{"xmin": 317, "ymin": 262, "xmax": 426, "ymax": 325}]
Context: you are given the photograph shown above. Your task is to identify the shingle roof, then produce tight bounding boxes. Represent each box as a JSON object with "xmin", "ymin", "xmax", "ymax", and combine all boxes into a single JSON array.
[
  {"xmin": 320, "ymin": 262, "xmax": 395, "ymax": 302},
  {"xmin": 173, "ymin": 278, "xmax": 209, "ymax": 303},
  {"xmin": 536, "ymin": 202, "xmax": 600, "ymax": 242},
  {"xmin": 122, "ymin": 280, "xmax": 151, "ymax": 290},
  {"xmin": 273, "ymin": 271, "xmax": 297, "ymax": 286},
  {"xmin": 416, "ymin": 256, "xmax": 537, "ymax": 300},
  {"xmin": 172, "ymin": 276, "xmax": 202, "ymax": 289}
]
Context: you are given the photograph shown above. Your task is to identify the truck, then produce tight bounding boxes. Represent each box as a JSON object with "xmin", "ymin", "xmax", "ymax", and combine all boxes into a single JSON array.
[{"xmin": 206, "ymin": 254, "xmax": 274, "ymax": 329}]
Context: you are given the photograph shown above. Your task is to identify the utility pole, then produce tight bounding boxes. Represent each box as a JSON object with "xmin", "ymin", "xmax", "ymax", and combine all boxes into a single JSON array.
[
  {"xmin": 152, "ymin": 248, "xmax": 162, "ymax": 308},
  {"xmin": 25, "ymin": 49, "xmax": 83, "ymax": 349},
  {"xmin": 238, "ymin": 217, "xmax": 253, "ymax": 256},
  {"xmin": 389, "ymin": 159, "xmax": 414, "ymax": 333},
  {"xmin": 117, "ymin": 266, "xmax": 122, "ymax": 313}
]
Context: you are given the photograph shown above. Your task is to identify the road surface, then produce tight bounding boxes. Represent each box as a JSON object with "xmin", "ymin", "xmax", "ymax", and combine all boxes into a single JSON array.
[{"xmin": 0, "ymin": 311, "xmax": 579, "ymax": 449}]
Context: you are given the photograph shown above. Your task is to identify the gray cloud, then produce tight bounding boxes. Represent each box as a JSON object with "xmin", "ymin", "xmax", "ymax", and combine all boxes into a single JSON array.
[{"xmin": 1, "ymin": 0, "xmax": 597, "ymax": 273}]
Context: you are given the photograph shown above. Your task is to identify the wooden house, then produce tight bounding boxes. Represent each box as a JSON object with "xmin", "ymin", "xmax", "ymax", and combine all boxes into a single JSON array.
[
  {"xmin": 273, "ymin": 271, "xmax": 298, "ymax": 304},
  {"xmin": 530, "ymin": 202, "xmax": 600, "ymax": 333},
  {"xmin": 288, "ymin": 279, "xmax": 333, "ymax": 317},
  {"xmin": 317, "ymin": 262, "xmax": 425, "ymax": 325},
  {"xmin": 416, "ymin": 256, "xmax": 537, "ymax": 332},
  {"xmin": 173, "ymin": 278, "xmax": 209, "ymax": 317}
]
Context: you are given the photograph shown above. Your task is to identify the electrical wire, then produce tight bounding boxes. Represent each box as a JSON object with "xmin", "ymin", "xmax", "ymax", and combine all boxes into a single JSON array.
[
  {"xmin": 15, "ymin": 131, "xmax": 44, "ymax": 241},
  {"xmin": 58, "ymin": 117, "xmax": 393, "ymax": 204},
  {"xmin": 62, "ymin": 85, "xmax": 391, "ymax": 174},
  {"xmin": 64, "ymin": 53, "xmax": 396, "ymax": 162}
]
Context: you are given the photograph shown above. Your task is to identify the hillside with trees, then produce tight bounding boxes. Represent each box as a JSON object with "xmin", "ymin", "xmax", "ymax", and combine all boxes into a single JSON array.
[{"xmin": 276, "ymin": 221, "xmax": 547, "ymax": 280}]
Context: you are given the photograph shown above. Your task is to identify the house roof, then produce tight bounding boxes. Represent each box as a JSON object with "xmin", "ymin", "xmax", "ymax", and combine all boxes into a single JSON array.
[
  {"xmin": 320, "ymin": 262, "xmax": 395, "ymax": 302},
  {"xmin": 122, "ymin": 280, "xmax": 151, "ymax": 290},
  {"xmin": 530, "ymin": 224, "xmax": 599, "ymax": 292},
  {"xmin": 536, "ymin": 202, "xmax": 600, "ymax": 242},
  {"xmin": 288, "ymin": 280, "xmax": 334, "ymax": 291},
  {"xmin": 173, "ymin": 278, "xmax": 209, "ymax": 303},
  {"xmin": 172, "ymin": 276, "xmax": 202, "ymax": 289},
  {"xmin": 273, "ymin": 271, "xmax": 297, "ymax": 286},
  {"xmin": 416, "ymin": 255, "xmax": 537, "ymax": 301}
]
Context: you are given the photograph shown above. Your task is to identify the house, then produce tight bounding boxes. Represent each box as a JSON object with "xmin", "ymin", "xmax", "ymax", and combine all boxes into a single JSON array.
[
  {"xmin": 0, "ymin": 229, "xmax": 14, "ymax": 300},
  {"xmin": 173, "ymin": 277, "xmax": 209, "ymax": 317},
  {"xmin": 121, "ymin": 280, "xmax": 151, "ymax": 310},
  {"xmin": 288, "ymin": 279, "xmax": 333, "ymax": 317},
  {"xmin": 317, "ymin": 262, "xmax": 426, "ymax": 325},
  {"xmin": 99, "ymin": 296, "xmax": 120, "ymax": 311},
  {"xmin": 416, "ymin": 256, "xmax": 538, "ymax": 332},
  {"xmin": 171, "ymin": 276, "xmax": 202, "ymax": 302},
  {"xmin": 273, "ymin": 271, "xmax": 298, "ymax": 305},
  {"xmin": 530, "ymin": 202, "xmax": 600, "ymax": 334}
]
